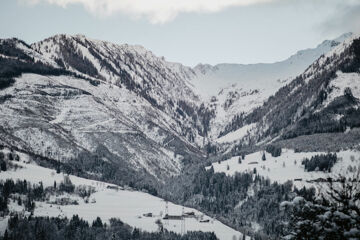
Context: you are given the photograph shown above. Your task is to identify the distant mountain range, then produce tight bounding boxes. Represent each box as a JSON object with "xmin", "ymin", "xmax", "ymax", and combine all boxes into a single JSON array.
[
  {"xmin": 0, "ymin": 32, "xmax": 359, "ymax": 187},
  {"xmin": 192, "ymin": 32, "xmax": 354, "ymax": 138},
  {"xmin": 192, "ymin": 32, "xmax": 353, "ymax": 96},
  {"xmin": 218, "ymin": 34, "xmax": 360, "ymax": 151}
]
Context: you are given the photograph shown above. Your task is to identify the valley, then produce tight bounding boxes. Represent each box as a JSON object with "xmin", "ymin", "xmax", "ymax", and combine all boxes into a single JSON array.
[
  {"xmin": 0, "ymin": 32, "xmax": 360, "ymax": 239},
  {"xmin": 0, "ymin": 147, "xmax": 246, "ymax": 240}
]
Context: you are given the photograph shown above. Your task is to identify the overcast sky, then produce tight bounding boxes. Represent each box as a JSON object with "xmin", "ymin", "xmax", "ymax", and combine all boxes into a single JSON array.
[{"xmin": 1, "ymin": 0, "xmax": 359, "ymax": 66}]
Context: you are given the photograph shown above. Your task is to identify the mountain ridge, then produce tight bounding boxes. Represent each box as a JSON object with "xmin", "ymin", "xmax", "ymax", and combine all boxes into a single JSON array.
[
  {"xmin": 0, "ymin": 35, "xmax": 210, "ymax": 188},
  {"xmin": 0, "ymin": 32, "xmax": 358, "ymax": 186},
  {"xmin": 218, "ymin": 33, "xmax": 360, "ymax": 155}
]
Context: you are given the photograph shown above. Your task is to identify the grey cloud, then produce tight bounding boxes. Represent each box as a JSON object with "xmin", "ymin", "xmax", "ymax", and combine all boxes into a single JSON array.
[{"xmin": 320, "ymin": 1, "xmax": 360, "ymax": 35}]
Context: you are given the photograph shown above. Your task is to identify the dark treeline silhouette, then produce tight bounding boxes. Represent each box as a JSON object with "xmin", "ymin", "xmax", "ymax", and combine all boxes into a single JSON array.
[
  {"xmin": 1, "ymin": 215, "xmax": 218, "ymax": 240},
  {"xmin": 265, "ymin": 145, "xmax": 282, "ymax": 157},
  {"xmin": 301, "ymin": 153, "xmax": 337, "ymax": 172}
]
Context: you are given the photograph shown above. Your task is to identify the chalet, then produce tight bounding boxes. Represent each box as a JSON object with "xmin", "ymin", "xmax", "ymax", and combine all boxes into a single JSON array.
[
  {"xmin": 163, "ymin": 214, "xmax": 182, "ymax": 220},
  {"xmin": 183, "ymin": 211, "xmax": 196, "ymax": 218},
  {"xmin": 200, "ymin": 219, "xmax": 210, "ymax": 223}
]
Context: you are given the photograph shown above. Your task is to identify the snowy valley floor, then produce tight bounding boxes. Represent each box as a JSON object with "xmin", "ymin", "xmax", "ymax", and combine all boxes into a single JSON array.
[
  {"xmin": 0, "ymin": 149, "xmax": 246, "ymax": 240},
  {"xmin": 208, "ymin": 148, "xmax": 360, "ymax": 188}
]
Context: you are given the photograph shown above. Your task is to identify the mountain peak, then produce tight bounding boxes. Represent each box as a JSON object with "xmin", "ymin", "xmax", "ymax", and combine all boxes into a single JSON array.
[{"xmin": 333, "ymin": 32, "xmax": 353, "ymax": 43}]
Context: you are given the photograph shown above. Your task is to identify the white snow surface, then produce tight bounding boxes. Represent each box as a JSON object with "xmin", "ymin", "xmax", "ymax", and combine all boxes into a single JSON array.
[
  {"xmin": 192, "ymin": 33, "xmax": 353, "ymax": 98},
  {"xmin": 216, "ymin": 123, "xmax": 257, "ymax": 143},
  {"xmin": 0, "ymin": 153, "xmax": 246, "ymax": 240},
  {"xmin": 322, "ymin": 71, "xmax": 360, "ymax": 108},
  {"xmin": 207, "ymin": 149, "xmax": 360, "ymax": 188}
]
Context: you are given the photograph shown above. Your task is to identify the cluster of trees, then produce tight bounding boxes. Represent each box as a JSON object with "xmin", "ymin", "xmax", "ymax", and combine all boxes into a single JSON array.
[
  {"xmin": 57, "ymin": 37, "xmax": 99, "ymax": 78},
  {"xmin": 0, "ymin": 158, "xmax": 7, "ymax": 172},
  {"xmin": 281, "ymin": 174, "xmax": 360, "ymax": 239},
  {"xmin": 301, "ymin": 153, "xmax": 337, "ymax": 172},
  {"xmin": 0, "ymin": 77, "xmax": 14, "ymax": 90},
  {"xmin": 0, "ymin": 39, "xmax": 33, "ymax": 62},
  {"xmin": 0, "ymin": 56, "xmax": 69, "ymax": 89},
  {"xmin": 0, "ymin": 174, "xmax": 95, "ymax": 216},
  {"xmin": 0, "ymin": 179, "xmax": 44, "ymax": 214},
  {"xmin": 0, "ymin": 150, "xmax": 20, "ymax": 173},
  {"xmin": 0, "ymin": 38, "xmax": 102, "ymax": 91},
  {"xmin": 218, "ymin": 113, "xmax": 246, "ymax": 138},
  {"xmin": 183, "ymin": 167, "xmax": 316, "ymax": 239},
  {"xmin": 284, "ymin": 91, "xmax": 360, "ymax": 139},
  {"xmin": 58, "ymin": 175, "xmax": 75, "ymax": 193},
  {"xmin": 188, "ymin": 168, "xmax": 253, "ymax": 214},
  {"xmin": 197, "ymin": 103, "xmax": 215, "ymax": 138},
  {"xmin": 265, "ymin": 145, "xmax": 282, "ymax": 157},
  {"xmin": 140, "ymin": 184, "xmax": 158, "ymax": 196},
  {"xmin": 30, "ymin": 145, "xmax": 163, "ymax": 197},
  {"xmin": 205, "ymin": 143, "xmax": 218, "ymax": 155},
  {"xmin": 1, "ymin": 215, "xmax": 218, "ymax": 240}
]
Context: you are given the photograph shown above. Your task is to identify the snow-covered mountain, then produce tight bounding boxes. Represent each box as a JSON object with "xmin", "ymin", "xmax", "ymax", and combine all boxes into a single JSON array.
[
  {"xmin": 31, "ymin": 34, "xmax": 210, "ymax": 144},
  {"xmin": 0, "ymin": 32, "xmax": 357, "ymax": 187},
  {"xmin": 193, "ymin": 33, "xmax": 354, "ymax": 139},
  {"xmin": 0, "ymin": 36, "xmax": 213, "ymax": 187},
  {"xmin": 192, "ymin": 32, "xmax": 353, "ymax": 97},
  {"xmin": 218, "ymin": 33, "xmax": 360, "ymax": 148}
]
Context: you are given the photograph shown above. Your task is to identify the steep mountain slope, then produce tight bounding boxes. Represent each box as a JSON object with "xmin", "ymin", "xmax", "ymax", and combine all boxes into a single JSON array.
[
  {"xmin": 32, "ymin": 34, "xmax": 212, "ymax": 144},
  {"xmin": 218, "ymin": 34, "xmax": 360, "ymax": 149},
  {"xmin": 194, "ymin": 33, "xmax": 353, "ymax": 139},
  {"xmin": 0, "ymin": 36, "xmax": 212, "ymax": 187}
]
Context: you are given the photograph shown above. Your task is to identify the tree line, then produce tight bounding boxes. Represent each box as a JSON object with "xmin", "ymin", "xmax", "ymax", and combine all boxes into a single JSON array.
[{"xmin": 1, "ymin": 214, "xmax": 218, "ymax": 240}]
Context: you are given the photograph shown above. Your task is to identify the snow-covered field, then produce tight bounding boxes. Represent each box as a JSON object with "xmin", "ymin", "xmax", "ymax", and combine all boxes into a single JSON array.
[
  {"xmin": 0, "ymin": 151, "xmax": 246, "ymax": 240},
  {"xmin": 216, "ymin": 123, "xmax": 257, "ymax": 144},
  {"xmin": 207, "ymin": 149, "xmax": 360, "ymax": 188}
]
